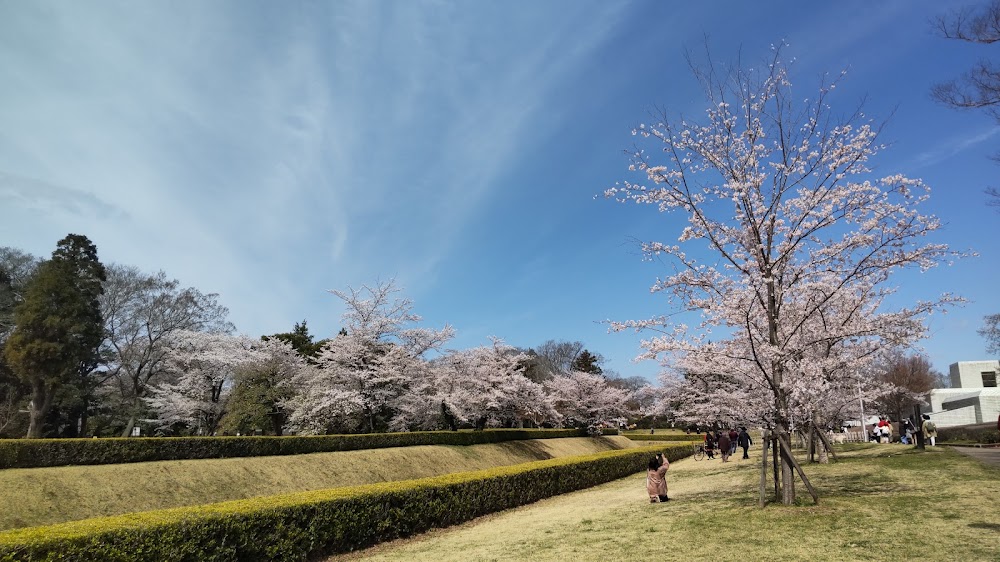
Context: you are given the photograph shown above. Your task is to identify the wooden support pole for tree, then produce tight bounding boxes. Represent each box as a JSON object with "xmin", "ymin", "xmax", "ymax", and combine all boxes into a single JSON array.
[
  {"xmin": 777, "ymin": 432, "xmax": 819, "ymax": 504},
  {"xmin": 813, "ymin": 425, "xmax": 839, "ymax": 462},
  {"xmin": 759, "ymin": 431, "xmax": 768, "ymax": 508},
  {"xmin": 772, "ymin": 435, "xmax": 780, "ymax": 501}
]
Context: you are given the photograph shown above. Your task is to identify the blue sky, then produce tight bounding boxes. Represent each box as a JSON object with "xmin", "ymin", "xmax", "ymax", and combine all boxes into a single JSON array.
[{"xmin": 1, "ymin": 1, "xmax": 998, "ymax": 382}]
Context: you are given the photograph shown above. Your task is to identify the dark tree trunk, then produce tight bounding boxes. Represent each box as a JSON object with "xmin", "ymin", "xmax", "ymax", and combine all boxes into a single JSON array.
[{"xmin": 26, "ymin": 380, "xmax": 55, "ymax": 439}]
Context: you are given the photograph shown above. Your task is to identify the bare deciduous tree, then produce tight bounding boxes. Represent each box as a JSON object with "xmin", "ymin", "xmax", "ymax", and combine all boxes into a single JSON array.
[{"xmin": 932, "ymin": 0, "xmax": 1000, "ymax": 208}]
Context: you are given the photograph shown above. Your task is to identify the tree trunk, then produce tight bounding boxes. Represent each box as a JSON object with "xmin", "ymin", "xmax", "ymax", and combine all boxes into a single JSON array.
[
  {"xmin": 25, "ymin": 380, "xmax": 55, "ymax": 439},
  {"xmin": 807, "ymin": 423, "xmax": 815, "ymax": 463},
  {"xmin": 120, "ymin": 395, "xmax": 144, "ymax": 437},
  {"xmin": 815, "ymin": 429, "xmax": 830, "ymax": 464},
  {"xmin": 812, "ymin": 412, "xmax": 830, "ymax": 464},
  {"xmin": 270, "ymin": 412, "xmax": 284, "ymax": 436}
]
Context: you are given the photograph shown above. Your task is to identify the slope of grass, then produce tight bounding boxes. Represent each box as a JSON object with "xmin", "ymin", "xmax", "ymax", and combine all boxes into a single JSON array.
[
  {"xmin": 0, "ymin": 436, "xmax": 636, "ymax": 531},
  {"xmin": 332, "ymin": 444, "xmax": 1000, "ymax": 561}
]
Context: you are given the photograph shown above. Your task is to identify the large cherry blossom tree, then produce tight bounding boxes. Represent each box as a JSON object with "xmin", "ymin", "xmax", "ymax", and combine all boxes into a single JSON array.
[
  {"xmin": 390, "ymin": 338, "xmax": 560, "ymax": 431},
  {"xmin": 606, "ymin": 47, "xmax": 964, "ymax": 503},
  {"xmin": 545, "ymin": 371, "xmax": 631, "ymax": 428},
  {"xmin": 145, "ymin": 331, "xmax": 265, "ymax": 435},
  {"xmin": 285, "ymin": 280, "xmax": 453, "ymax": 434}
]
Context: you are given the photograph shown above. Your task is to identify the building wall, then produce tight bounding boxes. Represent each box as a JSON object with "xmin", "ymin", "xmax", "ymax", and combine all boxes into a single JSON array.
[
  {"xmin": 929, "ymin": 389, "xmax": 981, "ymax": 412},
  {"xmin": 928, "ymin": 405, "xmax": 978, "ymax": 427},
  {"xmin": 948, "ymin": 360, "xmax": 1000, "ymax": 389},
  {"xmin": 926, "ymin": 388, "xmax": 1000, "ymax": 428},
  {"xmin": 982, "ymin": 394, "xmax": 1000, "ymax": 425}
]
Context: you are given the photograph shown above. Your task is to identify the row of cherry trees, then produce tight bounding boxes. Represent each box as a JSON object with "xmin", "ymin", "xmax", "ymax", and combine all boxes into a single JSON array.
[
  {"xmin": 140, "ymin": 281, "xmax": 633, "ymax": 436},
  {"xmin": 1, "ymin": 241, "xmax": 637, "ymax": 438}
]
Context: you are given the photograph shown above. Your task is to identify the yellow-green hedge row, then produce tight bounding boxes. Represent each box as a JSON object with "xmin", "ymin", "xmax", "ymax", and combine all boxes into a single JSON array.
[
  {"xmin": 0, "ymin": 429, "xmax": 587, "ymax": 470},
  {"xmin": 624, "ymin": 434, "xmax": 702, "ymax": 442},
  {"xmin": 0, "ymin": 443, "xmax": 691, "ymax": 561}
]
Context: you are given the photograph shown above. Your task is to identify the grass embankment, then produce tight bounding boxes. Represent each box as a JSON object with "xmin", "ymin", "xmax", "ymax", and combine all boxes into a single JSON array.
[
  {"xmin": 0, "ymin": 436, "xmax": 635, "ymax": 531},
  {"xmin": 334, "ymin": 444, "xmax": 1000, "ymax": 561}
]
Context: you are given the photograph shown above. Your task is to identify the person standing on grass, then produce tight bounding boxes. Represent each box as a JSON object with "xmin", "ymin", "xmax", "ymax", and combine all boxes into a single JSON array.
[
  {"xmin": 728, "ymin": 428, "xmax": 739, "ymax": 456},
  {"xmin": 718, "ymin": 430, "xmax": 732, "ymax": 462},
  {"xmin": 738, "ymin": 427, "xmax": 753, "ymax": 459},
  {"xmin": 704, "ymin": 430, "xmax": 716, "ymax": 460},
  {"xmin": 922, "ymin": 415, "xmax": 937, "ymax": 446},
  {"xmin": 646, "ymin": 454, "xmax": 670, "ymax": 502}
]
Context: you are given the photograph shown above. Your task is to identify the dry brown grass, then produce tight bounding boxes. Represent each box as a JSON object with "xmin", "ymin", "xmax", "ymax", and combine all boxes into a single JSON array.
[
  {"xmin": 0, "ymin": 436, "xmax": 636, "ymax": 530},
  {"xmin": 331, "ymin": 444, "xmax": 1000, "ymax": 562}
]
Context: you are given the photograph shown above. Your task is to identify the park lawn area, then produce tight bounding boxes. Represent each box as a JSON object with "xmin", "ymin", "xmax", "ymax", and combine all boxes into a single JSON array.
[
  {"xmin": 332, "ymin": 444, "xmax": 1000, "ymax": 562},
  {"xmin": 0, "ymin": 436, "xmax": 636, "ymax": 531}
]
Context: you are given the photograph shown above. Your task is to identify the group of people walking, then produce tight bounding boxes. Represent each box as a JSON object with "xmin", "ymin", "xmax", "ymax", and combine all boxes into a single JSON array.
[{"xmin": 703, "ymin": 427, "xmax": 753, "ymax": 462}]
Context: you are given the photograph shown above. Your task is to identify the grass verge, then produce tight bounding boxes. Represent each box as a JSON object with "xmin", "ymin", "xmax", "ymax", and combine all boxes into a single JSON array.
[{"xmin": 331, "ymin": 443, "xmax": 1000, "ymax": 561}]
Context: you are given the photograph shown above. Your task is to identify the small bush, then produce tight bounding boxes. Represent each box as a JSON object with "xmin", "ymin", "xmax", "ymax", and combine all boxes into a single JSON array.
[
  {"xmin": 937, "ymin": 423, "xmax": 1000, "ymax": 445},
  {"xmin": 0, "ymin": 443, "xmax": 691, "ymax": 561},
  {"xmin": 0, "ymin": 429, "xmax": 586, "ymax": 470}
]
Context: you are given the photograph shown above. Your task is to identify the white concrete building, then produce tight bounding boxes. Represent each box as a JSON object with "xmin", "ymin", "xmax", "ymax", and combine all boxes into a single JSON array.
[{"xmin": 925, "ymin": 360, "xmax": 1000, "ymax": 428}]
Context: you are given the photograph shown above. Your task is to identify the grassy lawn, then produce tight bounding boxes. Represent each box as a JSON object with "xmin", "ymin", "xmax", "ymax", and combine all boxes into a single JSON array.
[
  {"xmin": 331, "ymin": 444, "xmax": 1000, "ymax": 561},
  {"xmin": 0, "ymin": 436, "xmax": 636, "ymax": 531}
]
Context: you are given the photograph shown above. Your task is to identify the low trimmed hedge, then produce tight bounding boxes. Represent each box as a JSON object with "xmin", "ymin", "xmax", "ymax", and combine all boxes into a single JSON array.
[
  {"xmin": 624, "ymin": 434, "xmax": 702, "ymax": 442},
  {"xmin": 0, "ymin": 443, "xmax": 691, "ymax": 561},
  {"xmin": 937, "ymin": 423, "xmax": 1000, "ymax": 445},
  {"xmin": 0, "ymin": 429, "xmax": 588, "ymax": 470}
]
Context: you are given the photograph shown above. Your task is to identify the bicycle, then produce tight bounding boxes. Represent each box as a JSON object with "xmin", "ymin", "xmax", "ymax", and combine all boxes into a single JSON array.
[{"xmin": 692, "ymin": 443, "xmax": 705, "ymax": 461}]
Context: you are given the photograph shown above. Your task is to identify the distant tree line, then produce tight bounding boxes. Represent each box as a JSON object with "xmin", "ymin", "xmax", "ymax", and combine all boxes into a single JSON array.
[{"xmin": 0, "ymin": 236, "xmax": 643, "ymax": 438}]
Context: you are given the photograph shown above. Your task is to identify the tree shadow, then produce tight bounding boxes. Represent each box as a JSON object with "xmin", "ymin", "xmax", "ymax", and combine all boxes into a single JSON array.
[{"xmin": 492, "ymin": 440, "xmax": 556, "ymax": 460}]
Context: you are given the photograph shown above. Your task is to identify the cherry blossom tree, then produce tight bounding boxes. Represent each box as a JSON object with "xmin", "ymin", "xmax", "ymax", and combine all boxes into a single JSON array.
[
  {"xmin": 284, "ymin": 280, "xmax": 453, "ymax": 434},
  {"xmin": 606, "ymin": 46, "xmax": 964, "ymax": 503},
  {"xmin": 99, "ymin": 264, "xmax": 233, "ymax": 436},
  {"xmin": 545, "ymin": 371, "xmax": 631, "ymax": 428},
  {"xmin": 145, "ymin": 331, "xmax": 264, "ymax": 435}
]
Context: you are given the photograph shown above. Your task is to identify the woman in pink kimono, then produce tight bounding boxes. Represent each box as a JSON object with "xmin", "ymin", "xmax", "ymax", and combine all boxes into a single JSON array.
[{"xmin": 646, "ymin": 454, "xmax": 670, "ymax": 502}]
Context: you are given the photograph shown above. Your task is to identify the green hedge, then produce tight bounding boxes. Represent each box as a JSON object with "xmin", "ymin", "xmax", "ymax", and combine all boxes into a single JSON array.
[
  {"xmin": 624, "ymin": 434, "xmax": 702, "ymax": 442},
  {"xmin": 0, "ymin": 429, "xmax": 588, "ymax": 470},
  {"xmin": 937, "ymin": 423, "xmax": 1000, "ymax": 445},
  {"xmin": 0, "ymin": 443, "xmax": 691, "ymax": 561}
]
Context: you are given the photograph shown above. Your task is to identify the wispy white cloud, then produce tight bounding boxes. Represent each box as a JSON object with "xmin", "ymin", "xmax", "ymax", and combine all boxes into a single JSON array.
[
  {"xmin": 0, "ymin": 171, "xmax": 127, "ymax": 220},
  {"xmin": 0, "ymin": 0, "xmax": 629, "ymax": 338},
  {"xmin": 912, "ymin": 127, "xmax": 1000, "ymax": 169}
]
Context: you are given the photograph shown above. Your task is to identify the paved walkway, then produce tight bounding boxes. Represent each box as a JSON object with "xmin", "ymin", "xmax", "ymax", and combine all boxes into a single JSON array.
[{"xmin": 950, "ymin": 446, "xmax": 1000, "ymax": 468}]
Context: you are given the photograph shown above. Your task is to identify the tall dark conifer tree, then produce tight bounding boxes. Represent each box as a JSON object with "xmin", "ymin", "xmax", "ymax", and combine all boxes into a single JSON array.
[{"xmin": 3, "ymin": 234, "xmax": 106, "ymax": 437}]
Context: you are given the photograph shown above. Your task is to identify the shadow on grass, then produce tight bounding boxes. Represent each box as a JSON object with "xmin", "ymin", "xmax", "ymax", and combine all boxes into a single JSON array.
[
  {"xmin": 491, "ymin": 440, "xmax": 556, "ymax": 460},
  {"xmin": 813, "ymin": 472, "xmax": 914, "ymax": 497},
  {"xmin": 968, "ymin": 522, "xmax": 1000, "ymax": 532}
]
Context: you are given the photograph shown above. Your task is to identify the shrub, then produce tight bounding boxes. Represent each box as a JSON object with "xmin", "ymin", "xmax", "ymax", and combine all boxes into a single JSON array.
[
  {"xmin": 624, "ymin": 434, "xmax": 702, "ymax": 442},
  {"xmin": 0, "ymin": 443, "xmax": 691, "ymax": 561},
  {"xmin": 937, "ymin": 423, "xmax": 1000, "ymax": 445},
  {"xmin": 0, "ymin": 429, "xmax": 587, "ymax": 470}
]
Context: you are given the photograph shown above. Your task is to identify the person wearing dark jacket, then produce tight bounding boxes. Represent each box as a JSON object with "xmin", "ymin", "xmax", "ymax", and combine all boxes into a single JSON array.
[
  {"xmin": 704, "ymin": 431, "xmax": 716, "ymax": 460},
  {"xmin": 717, "ymin": 431, "xmax": 732, "ymax": 462},
  {"xmin": 737, "ymin": 427, "xmax": 753, "ymax": 459}
]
